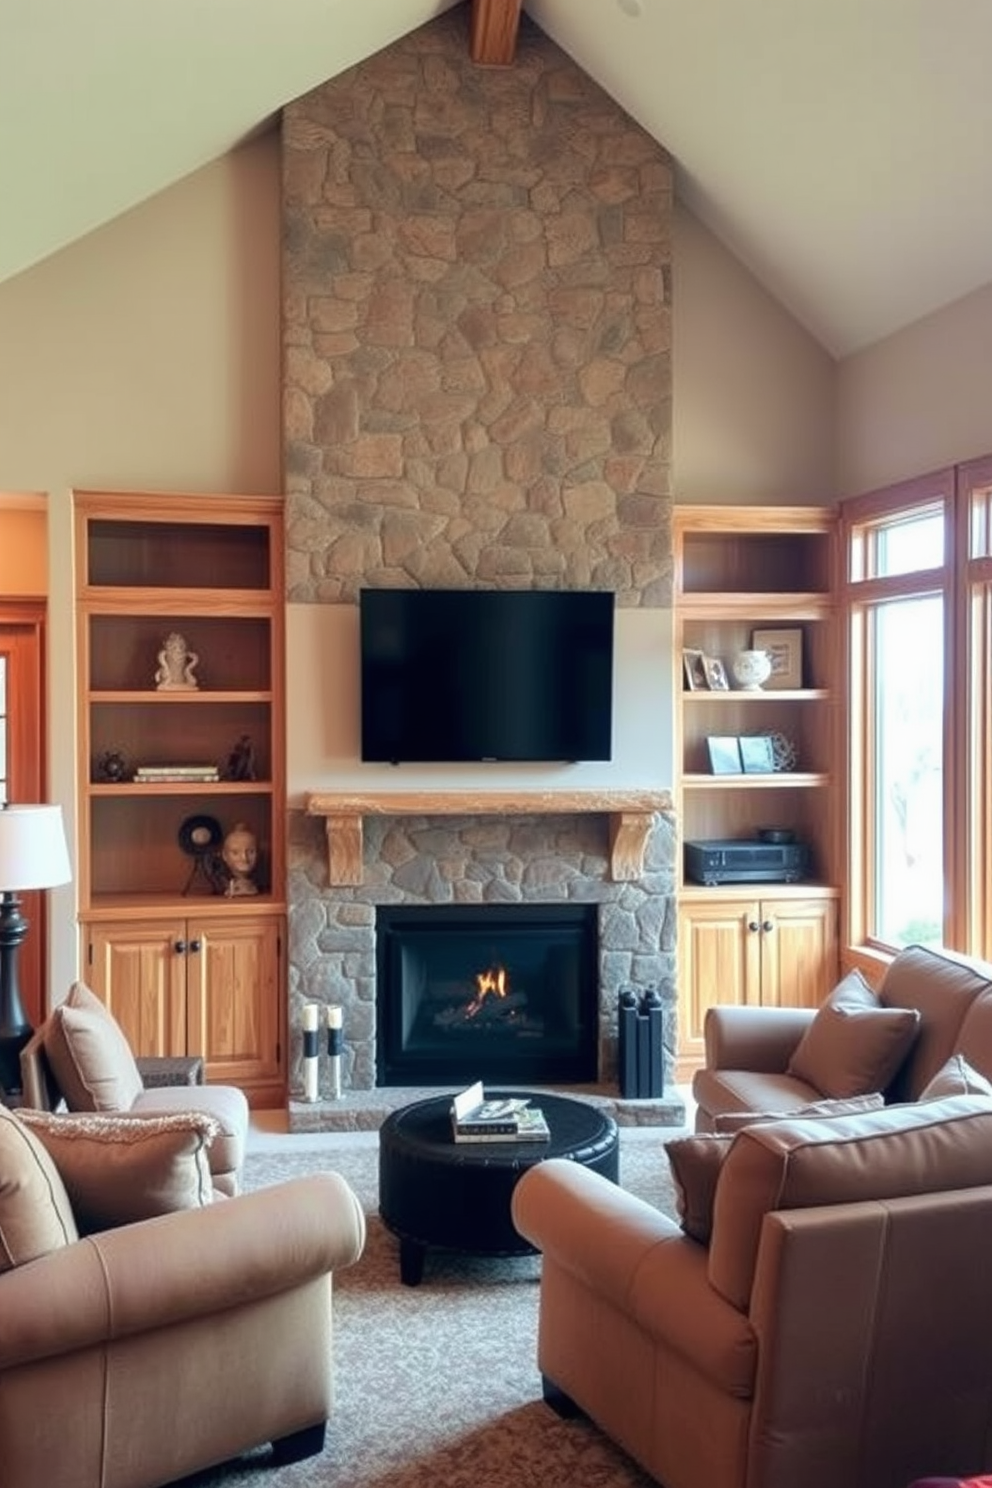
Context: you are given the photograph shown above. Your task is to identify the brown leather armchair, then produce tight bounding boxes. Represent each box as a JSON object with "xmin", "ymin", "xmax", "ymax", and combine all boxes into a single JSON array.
[{"xmin": 513, "ymin": 1094, "xmax": 992, "ymax": 1488}]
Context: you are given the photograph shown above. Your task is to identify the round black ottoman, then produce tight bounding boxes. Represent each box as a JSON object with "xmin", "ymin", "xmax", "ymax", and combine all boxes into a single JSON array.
[{"xmin": 378, "ymin": 1090, "xmax": 619, "ymax": 1285}]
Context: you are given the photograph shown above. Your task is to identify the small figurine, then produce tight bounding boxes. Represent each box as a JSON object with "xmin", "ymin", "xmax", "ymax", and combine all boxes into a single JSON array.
[
  {"xmin": 223, "ymin": 734, "xmax": 256, "ymax": 782},
  {"xmin": 217, "ymin": 822, "xmax": 260, "ymax": 897},
  {"xmin": 155, "ymin": 632, "xmax": 199, "ymax": 691}
]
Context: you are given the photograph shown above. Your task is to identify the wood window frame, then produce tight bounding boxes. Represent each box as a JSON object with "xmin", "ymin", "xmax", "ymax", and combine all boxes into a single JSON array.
[
  {"xmin": 840, "ymin": 469, "xmax": 956, "ymax": 967},
  {"xmin": 839, "ymin": 457, "xmax": 992, "ymax": 969}
]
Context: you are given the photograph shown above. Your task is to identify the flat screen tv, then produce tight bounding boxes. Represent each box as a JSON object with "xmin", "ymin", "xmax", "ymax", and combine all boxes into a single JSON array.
[{"xmin": 360, "ymin": 588, "xmax": 615, "ymax": 764}]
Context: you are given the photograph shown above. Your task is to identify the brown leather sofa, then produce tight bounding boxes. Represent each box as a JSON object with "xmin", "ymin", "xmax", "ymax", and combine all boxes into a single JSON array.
[
  {"xmin": 512, "ymin": 1093, "xmax": 992, "ymax": 1488},
  {"xmin": 0, "ymin": 1103, "xmax": 366, "ymax": 1488},
  {"xmin": 693, "ymin": 943, "xmax": 992, "ymax": 1132}
]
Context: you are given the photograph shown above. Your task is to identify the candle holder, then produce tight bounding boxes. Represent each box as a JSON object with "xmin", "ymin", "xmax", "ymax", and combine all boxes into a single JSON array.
[
  {"xmin": 301, "ymin": 1003, "xmax": 320, "ymax": 1102},
  {"xmin": 326, "ymin": 1005, "xmax": 343, "ymax": 1100}
]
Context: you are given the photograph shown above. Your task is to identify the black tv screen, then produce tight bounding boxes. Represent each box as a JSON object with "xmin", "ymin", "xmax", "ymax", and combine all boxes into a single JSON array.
[{"xmin": 360, "ymin": 588, "xmax": 614, "ymax": 764}]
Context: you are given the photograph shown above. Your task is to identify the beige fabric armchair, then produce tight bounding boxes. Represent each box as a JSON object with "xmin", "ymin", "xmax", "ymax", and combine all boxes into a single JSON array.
[
  {"xmin": 20, "ymin": 981, "xmax": 248, "ymax": 1195},
  {"xmin": 1, "ymin": 1170, "xmax": 366, "ymax": 1488}
]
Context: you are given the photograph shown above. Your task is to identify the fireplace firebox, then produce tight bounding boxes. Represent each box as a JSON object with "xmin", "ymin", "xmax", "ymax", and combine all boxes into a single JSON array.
[{"xmin": 375, "ymin": 903, "xmax": 600, "ymax": 1086}]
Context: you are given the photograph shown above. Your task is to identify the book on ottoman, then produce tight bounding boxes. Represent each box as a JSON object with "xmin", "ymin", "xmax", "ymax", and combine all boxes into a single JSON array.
[{"xmin": 450, "ymin": 1082, "xmax": 550, "ymax": 1142}]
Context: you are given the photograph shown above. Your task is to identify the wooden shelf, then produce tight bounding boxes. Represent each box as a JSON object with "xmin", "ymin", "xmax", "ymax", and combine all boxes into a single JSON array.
[
  {"xmin": 682, "ymin": 772, "xmax": 829, "ymax": 789},
  {"xmin": 682, "ymin": 689, "xmax": 829, "ymax": 703},
  {"xmin": 89, "ymin": 781, "xmax": 274, "ymax": 797},
  {"xmin": 90, "ymin": 690, "xmax": 273, "ymax": 704}
]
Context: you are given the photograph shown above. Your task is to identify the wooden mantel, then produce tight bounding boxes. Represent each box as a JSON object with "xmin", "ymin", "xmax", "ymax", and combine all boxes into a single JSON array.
[{"xmin": 306, "ymin": 790, "xmax": 672, "ymax": 887}]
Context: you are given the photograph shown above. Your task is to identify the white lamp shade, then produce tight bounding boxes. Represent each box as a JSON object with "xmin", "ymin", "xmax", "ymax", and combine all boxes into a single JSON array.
[{"xmin": 0, "ymin": 805, "xmax": 72, "ymax": 892}]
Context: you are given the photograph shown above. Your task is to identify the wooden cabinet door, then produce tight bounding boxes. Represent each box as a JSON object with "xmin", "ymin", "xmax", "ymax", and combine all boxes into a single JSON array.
[
  {"xmin": 83, "ymin": 920, "xmax": 187, "ymax": 1058},
  {"xmin": 676, "ymin": 899, "xmax": 760, "ymax": 1078},
  {"xmin": 758, "ymin": 897, "xmax": 839, "ymax": 1010},
  {"xmin": 186, "ymin": 914, "xmax": 283, "ymax": 1094}
]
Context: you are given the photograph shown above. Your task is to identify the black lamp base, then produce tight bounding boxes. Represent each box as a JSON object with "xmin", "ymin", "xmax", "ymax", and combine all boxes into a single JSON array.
[{"xmin": 0, "ymin": 892, "xmax": 31, "ymax": 1100}]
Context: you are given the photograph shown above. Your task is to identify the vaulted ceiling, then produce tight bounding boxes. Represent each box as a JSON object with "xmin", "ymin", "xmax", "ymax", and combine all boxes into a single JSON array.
[{"xmin": 3, "ymin": 0, "xmax": 991, "ymax": 357}]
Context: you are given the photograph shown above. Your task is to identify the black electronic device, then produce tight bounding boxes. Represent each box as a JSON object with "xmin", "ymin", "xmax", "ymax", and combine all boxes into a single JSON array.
[
  {"xmin": 359, "ymin": 588, "xmax": 615, "ymax": 764},
  {"xmin": 684, "ymin": 838, "xmax": 810, "ymax": 886}
]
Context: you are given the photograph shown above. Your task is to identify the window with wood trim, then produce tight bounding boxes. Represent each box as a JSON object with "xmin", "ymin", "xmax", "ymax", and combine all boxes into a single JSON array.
[
  {"xmin": 841, "ymin": 458, "xmax": 992, "ymax": 960},
  {"xmin": 841, "ymin": 471, "xmax": 954, "ymax": 955}
]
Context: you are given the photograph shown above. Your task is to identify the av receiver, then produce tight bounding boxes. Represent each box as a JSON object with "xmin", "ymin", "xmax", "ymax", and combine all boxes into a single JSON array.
[{"xmin": 684, "ymin": 839, "xmax": 809, "ymax": 886}]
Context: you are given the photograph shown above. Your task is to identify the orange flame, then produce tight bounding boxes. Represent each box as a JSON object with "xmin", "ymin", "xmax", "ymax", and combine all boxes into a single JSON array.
[{"xmin": 465, "ymin": 966, "xmax": 509, "ymax": 1018}]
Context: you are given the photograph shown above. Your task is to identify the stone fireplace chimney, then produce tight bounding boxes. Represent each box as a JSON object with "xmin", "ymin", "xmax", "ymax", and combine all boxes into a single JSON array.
[{"xmin": 280, "ymin": 7, "xmax": 676, "ymax": 1104}]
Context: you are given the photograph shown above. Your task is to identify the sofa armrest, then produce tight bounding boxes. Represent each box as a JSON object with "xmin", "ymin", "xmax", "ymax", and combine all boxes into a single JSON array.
[
  {"xmin": 0, "ymin": 1173, "xmax": 365, "ymax": 1370},
  {"xmin": 512, "ymin": 1158, "xmax": 755, "ymax": 1393},
  {"xmin": 512, "ymin": 1157, "xmax": 683, "ymax": 1313},
  {"xmin": 702, "ymin": 1005, "xmax": 815, "ymax": 1072}
]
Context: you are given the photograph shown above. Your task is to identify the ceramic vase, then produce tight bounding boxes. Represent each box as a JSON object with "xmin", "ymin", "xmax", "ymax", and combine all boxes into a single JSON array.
[{"xmin": 732, "ymin": 648, "xmax": 773, "ymax": 690}]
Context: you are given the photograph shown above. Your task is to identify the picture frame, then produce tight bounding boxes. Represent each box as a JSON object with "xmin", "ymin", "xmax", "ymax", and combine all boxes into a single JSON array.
[
  {"xmin": 706, "ymin": 736, "xmax": 742, "ymax": 774},
  {"xmin": 739, "ymin": 735, "xmax": 776, "ymax": 774},
  {"xmin": 751, "ymin": 627, "xmax": 803, "ymax": 690},
  {"xmin": 703, "ymin": 655, "xmax": 730, "ymax": 691},
  {"xmin": 682, "ymin": 648, "xmax": 708, "ymax": 691}
]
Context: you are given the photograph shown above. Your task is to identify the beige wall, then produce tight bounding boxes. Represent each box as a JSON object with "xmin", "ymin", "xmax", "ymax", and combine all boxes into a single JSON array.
[
  {"xmin": 836, "ymin": 280, "xmax": 992, "ymax": 497},
  {"xmin": 0, "ymin": 502, "xmax": 47, "ymax": 594},
  {"xmin": 0, "ymin": 125, "xmax": 834, "ymax": 1000},
  {"xmin": 673, "ymin": 205, "xmax": 836, "ymax": 503}
]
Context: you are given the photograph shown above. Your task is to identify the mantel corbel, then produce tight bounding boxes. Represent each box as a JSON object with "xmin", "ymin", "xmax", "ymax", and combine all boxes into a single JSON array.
[{"xmin": 305, "ymin": 790, "xmax": 672, "ymax": 888}]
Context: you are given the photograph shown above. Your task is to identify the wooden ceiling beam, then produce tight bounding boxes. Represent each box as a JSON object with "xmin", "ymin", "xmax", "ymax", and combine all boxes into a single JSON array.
[{"xmin": 470, "ymin": 0, "xmax": 523, "ymax": 66}]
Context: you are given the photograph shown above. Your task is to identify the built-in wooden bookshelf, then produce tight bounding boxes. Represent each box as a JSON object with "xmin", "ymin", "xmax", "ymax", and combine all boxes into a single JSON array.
[
  {"xmin": 73, "ymin": 490, "xmax": 286, "ymax": 1105},
  {"xmin": 673, "ymin": 505, "xmax": 841, "ymax": 1077}
]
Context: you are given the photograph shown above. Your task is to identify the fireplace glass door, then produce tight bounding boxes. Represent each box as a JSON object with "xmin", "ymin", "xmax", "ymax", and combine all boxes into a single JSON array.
[{"xmin": 376, "ymin": 904, "xmax": 599, "ymax": 1086}]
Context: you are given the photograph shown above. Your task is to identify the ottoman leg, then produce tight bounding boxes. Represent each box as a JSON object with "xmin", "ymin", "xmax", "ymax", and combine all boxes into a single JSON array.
[{"xmin": 399, "ymin": 1237, "xmax": 426, "ymax": 1287}]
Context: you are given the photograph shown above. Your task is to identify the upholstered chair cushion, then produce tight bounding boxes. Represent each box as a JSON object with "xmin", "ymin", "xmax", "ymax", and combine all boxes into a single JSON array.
[
  {"xmin": 708, "ymin": 1094, "xmax": 992, "ymax": 1311},
  {"xmin": 919, "ymin": 1053, "xmax": 992, "ymax": 1100},
  {"xmin": 18, "ymin": 1109, "xmax": 220, "ymax": 1233},
  {"xmin": 712, "ymin": 1092, "xmax": 886, "ymax": 1133},
  {"xmin": 130, "ymin": 1084, "xmax": 248, "ymax": 1195},
  {"xmin": 42, "ymin": 981, "xmax": 144, "ymax": 1112},
  {"xmin": 0, "ymin": 1105, "xmax": 78, "ymax": 1271},
  {"xmin": 786, "ymin": 969, "xmax": 921, "ymax": 1098}
]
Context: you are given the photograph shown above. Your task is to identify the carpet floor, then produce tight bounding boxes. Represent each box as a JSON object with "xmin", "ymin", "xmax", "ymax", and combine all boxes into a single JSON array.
[{"xmin": 177, "ymin": 1128, "xmax": 682, "ymax": 1488}]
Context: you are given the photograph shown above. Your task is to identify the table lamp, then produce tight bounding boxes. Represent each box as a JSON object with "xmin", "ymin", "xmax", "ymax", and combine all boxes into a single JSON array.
[{"xmin": 0, "ymin": 803, "xmax": 72, "ymax": 1097}]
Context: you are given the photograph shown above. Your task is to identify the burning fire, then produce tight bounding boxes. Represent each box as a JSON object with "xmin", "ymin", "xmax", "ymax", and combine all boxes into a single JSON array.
[{"xmin": 465, "ymin": 966, "xmax": 509, "ymax": 1018}]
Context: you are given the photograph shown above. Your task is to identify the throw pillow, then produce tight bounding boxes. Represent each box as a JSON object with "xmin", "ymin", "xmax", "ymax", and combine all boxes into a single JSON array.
[
  {"xmin": 713, "ymin": 1092, "xmax": 886, "ymax": 1133},
  {"xmin": 0, "ymin": 1105, "xmax": 78, "ymax": 1272},
  {"xmin": 919, "ymin": 1053, "xmax": 992, "ymax": 1101},
  {"xmin": 42, "ymin": 980, "xmax": 144, "ymax": 1112},
  {"xmin": 786, "ymin": 969, "xmax": 921, "ymax": 1099},
  {"xmin": 664, "ymin": 1133, "xmax": 733, "ymax": 1244},
  {"xmin": 18, "ymin": 1109, "xmax": 220, "ymax": 1234}
]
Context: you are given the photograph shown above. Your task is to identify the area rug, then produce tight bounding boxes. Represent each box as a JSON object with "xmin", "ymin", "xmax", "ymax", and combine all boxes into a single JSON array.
[{"xmin": 178, "ymin": 1129, "xmax": 682, "ymax": 1488}]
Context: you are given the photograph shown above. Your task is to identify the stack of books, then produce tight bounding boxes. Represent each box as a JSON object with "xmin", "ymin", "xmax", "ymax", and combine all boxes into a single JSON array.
[
  {"xmin": 134, "ymin": 764, "xmax": 220, "ymax": 784},
  {"xmin": 450, "ymin": 1081, "xmax": 550, "ymax": 1144}
]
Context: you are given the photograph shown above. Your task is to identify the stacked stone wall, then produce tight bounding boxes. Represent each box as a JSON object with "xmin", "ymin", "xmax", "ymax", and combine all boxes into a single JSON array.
[{"xmin": 282, "ymin": 9, "xmax": 673, "ymax": 604}]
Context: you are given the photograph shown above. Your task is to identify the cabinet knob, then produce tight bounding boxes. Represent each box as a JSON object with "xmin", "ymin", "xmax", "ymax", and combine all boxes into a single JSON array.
[
  {"xmin": 189, "ymin": 938, "xmax": 202, "ymax": 953},
  {"xmin": 174, "ymin": 939, "xmax": 186, "ymax": 954},
  {"xmin": 762, "ymin": 919, "xmax": 774, "ymax": 933},
  {"xmin": 747, "ymin": 921, "xmax": 760, "ymax": 933}
]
